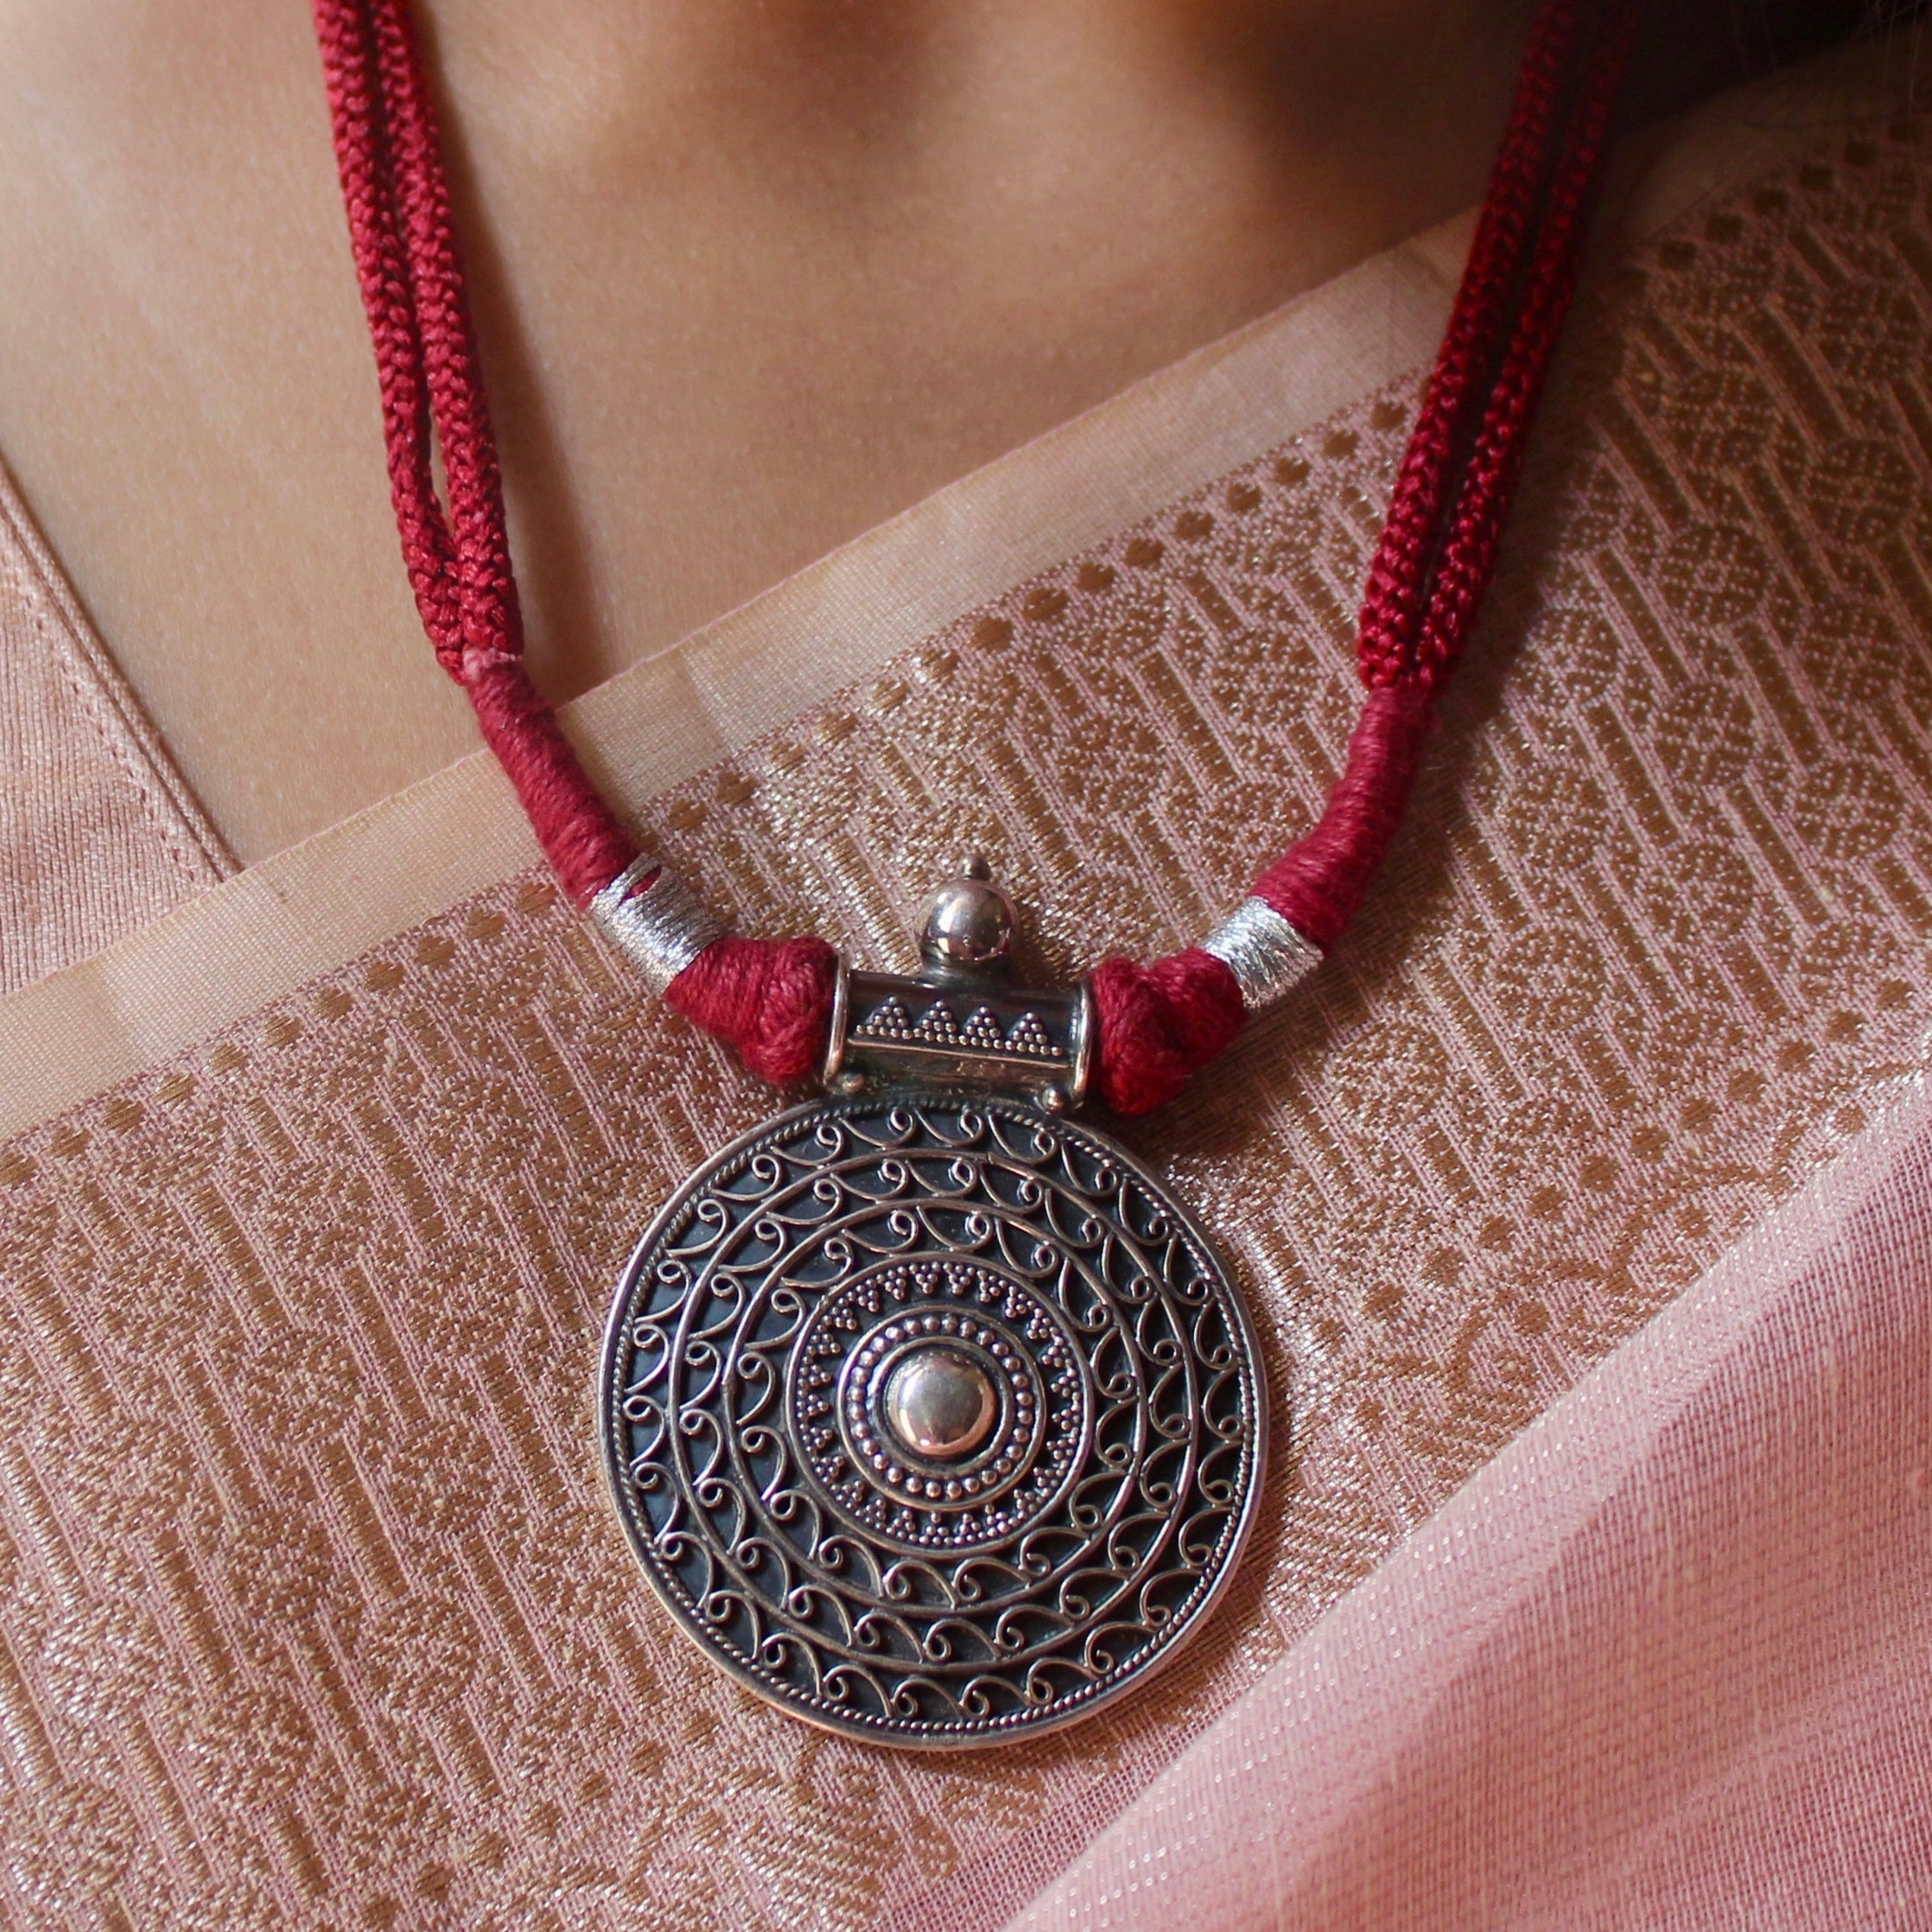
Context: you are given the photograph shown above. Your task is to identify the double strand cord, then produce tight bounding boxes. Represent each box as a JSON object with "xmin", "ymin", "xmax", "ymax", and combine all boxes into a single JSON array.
[
  {"xmin": 314, "ymin": 0, "xmax": 1639, "ymax": 1112},
  {"xmin": 1096, "ymin": 0, "xmax": 1641, "ymax": 1111}
]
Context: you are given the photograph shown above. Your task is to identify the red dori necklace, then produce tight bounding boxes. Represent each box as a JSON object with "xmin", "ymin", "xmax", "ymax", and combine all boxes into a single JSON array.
[{"xmin": 313, "ymin": 0, "xmax": 1639, "ymax": 1747}]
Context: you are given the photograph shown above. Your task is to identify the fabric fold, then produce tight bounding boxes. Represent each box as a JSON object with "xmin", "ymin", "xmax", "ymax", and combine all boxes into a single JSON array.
[
  {"xmin": 0, "ymin": 461, "xmax": 232, "ymax": 994},
  {"xmin": 1007, "ymin": 1071, "xmax": 1932, "ymax": 1931}
]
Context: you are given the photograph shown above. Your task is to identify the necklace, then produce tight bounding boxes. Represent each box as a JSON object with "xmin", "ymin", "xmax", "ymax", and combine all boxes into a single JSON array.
[{"xmin": 312, "ymin": 0, "xmax": 1638, "ymax": 1746}]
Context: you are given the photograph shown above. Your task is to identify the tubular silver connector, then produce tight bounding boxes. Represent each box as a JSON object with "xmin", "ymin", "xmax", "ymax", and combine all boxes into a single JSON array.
[
  {"xmin": 1200, "ymin": 898, "xmax": 1323, "ymax": 1010},
  {"xmin": 821, "ymin": 867, "xmax": 1092, "ymax": 1109},
  {"xmin": 588, "ymin": 855, "xmax": 726, "ymax": 996}
]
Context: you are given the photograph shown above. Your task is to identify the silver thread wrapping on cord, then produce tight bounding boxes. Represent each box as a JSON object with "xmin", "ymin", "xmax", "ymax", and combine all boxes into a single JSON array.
[
  {"xmin": 588, "ymin": 855, "xmax": 726, "ymax": 995},
  {"xmin": 1200, "ymin": 898, "xmax": 1323, "ymax": 1010}
]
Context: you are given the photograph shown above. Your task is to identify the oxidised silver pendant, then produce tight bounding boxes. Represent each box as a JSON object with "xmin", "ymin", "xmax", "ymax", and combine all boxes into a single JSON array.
[{"xmin": 600, "ymin": 865, "xmax": 1268, "ymax": 1747}]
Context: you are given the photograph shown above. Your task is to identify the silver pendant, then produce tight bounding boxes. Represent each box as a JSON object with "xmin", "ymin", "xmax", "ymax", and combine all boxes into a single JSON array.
[{"xmin": 600, "ymin": 865, "xmax": 1268, "ymax": 1747}]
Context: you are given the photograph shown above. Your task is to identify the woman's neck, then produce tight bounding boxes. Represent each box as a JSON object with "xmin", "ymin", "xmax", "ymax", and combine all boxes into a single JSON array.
[{"xmin": 0, "ymin": 1, "xmax": 1818, "ymax": 859}]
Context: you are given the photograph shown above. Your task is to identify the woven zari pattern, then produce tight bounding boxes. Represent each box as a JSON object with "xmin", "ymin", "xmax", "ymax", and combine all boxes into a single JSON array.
[{"xmin": 3, "ymin": 119, "xmax": 1932, "ymax": 1930}]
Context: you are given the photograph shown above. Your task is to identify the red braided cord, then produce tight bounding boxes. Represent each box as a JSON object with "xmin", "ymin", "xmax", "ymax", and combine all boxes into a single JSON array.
[
  {"xmin": 315, "ymin": 0, "xmax": 632, "ymax": 901},
  {"xmin": 1241, "ymin": 0, "xmax": 1640, "ymax": 951},
  {"xmin": 1093, "ymin": 0, "xmax": 1640, "ymax": 1113},
  {"xmin": 315, "ymin": 5, "xmax": 453, "ymax": 663},
  {"xmin": 1405, "ymin": 0, "xmax": 1641, "ymax": 693},
  {"xmin": 314, "ymin": 0, "xmax": 1637, "ymax": 1108},
  {"xmin": 1354, "ymin": 0, "xmax": 1586, "ymax": 688},
  {"xmin": 316, "ymin": 0, "xmax": 836, "ymax": 1081},
  {"xmin": 364, "ymin": 0, "xmax": 518, "ymax": 670}
]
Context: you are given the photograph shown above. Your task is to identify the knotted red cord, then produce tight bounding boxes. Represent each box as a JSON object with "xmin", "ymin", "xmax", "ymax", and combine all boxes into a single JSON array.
[
  {"xmin": 314, "ymin": 0, "xmax": 1638, "ymax": 1109},
  {"xmin": 315, "ymin": 0, "xmax": 836, "ymax": 1082}
]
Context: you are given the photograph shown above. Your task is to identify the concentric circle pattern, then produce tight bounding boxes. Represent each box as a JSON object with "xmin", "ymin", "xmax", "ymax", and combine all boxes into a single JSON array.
[
  {"xmin": 601, "ymin": 1094, "xmax": 1267, "ymax": 1746},
  {"xmin": 805, "ymin": 1257, "xmax": 1077, "ymax": 1548}
]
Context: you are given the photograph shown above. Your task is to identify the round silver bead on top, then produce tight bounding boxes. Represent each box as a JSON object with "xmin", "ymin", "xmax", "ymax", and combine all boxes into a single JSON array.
[{"xmin": 918, "ymin": 854, "xmax": 1017, "ymax": 976}]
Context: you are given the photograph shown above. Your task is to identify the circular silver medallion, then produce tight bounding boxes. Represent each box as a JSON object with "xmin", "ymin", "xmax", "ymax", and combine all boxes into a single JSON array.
[{"xmin": 600, "ymin": 1091, "xmax": 1267, "ymax": 1747}]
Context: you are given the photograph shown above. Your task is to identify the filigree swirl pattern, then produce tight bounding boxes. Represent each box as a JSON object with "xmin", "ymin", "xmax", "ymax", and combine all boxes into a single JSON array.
[{"xmin": 600, "ymin": 1094, "xmax": 1268, "ymax": 1745}]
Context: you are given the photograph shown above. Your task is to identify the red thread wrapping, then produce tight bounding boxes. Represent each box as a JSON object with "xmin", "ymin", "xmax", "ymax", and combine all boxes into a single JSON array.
[
  {"xmin": 664, "ymin": 937, "xmax": 842, "ymax": 1087},
  {"xmin": 1090, "ymin": 951, "xmax": 1246, "ymax": 1118},
  {"xmin": 317, "ymin": 0, "xmax": 1636, "ymax": 1103},
  {"xmin": 464, "ymin": 656, "xmax": 635, "ymax": 905},
  {"xmin": 1251, "ymin": 685, "xmax": 1434, "ymax": 950}
]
